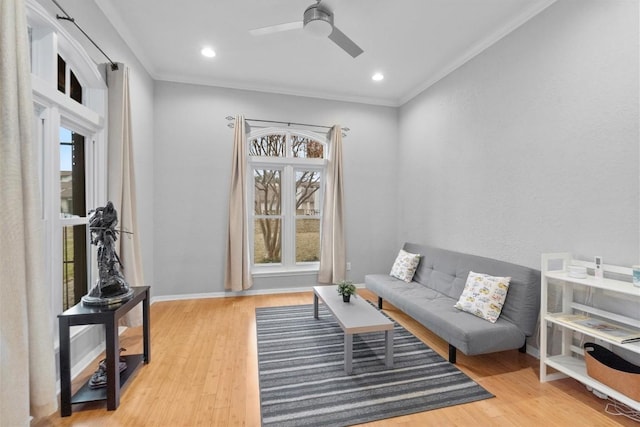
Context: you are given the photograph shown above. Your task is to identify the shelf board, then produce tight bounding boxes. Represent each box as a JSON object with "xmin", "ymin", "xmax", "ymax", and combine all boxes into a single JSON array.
[
  {"xmin": 571, "ymin": 302, "xmax": 640, "ymax": 329},
  {"xmin": 544, "ymin": 314, "xmax": 640, "ymax": 353},
  {"xmin": 72, "ymin": 354, "xmax": 144, "ymax": 405},
  {"xmin": 545, "ymin": 271, "xmax": 640, "ymax": 296},
  {"xmin": 544, "ymin": 355, "xmax": 640, "ymax": 411}
]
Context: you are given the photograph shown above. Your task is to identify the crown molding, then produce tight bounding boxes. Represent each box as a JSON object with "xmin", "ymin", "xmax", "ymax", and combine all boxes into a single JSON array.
[
  {"xmin": 154, "ymin": 72, "xmax": 401, "ymax": 107},
  {"xmin": 399, "ymin": 0, "xmax": 557, "ymax": 105},
  {"xmin": 95, "ymin": 0, "xmax": 556, "ymax": 108},
  {"xmin": 94, "ymin": 0, "xmax": 158, "ymax": 78}
]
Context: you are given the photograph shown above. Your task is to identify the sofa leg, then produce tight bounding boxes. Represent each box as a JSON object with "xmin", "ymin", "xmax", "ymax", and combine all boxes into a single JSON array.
[
  {"xmin": 448, "ymin": 344, "xmax": 457, "ymax": 364},
  {"xmin": 519, "ymin": 342, "xmax": 527, "ymax": 353},
  {"xmin": 377, "ymin": 297, "xmax": 383, "ymax": 310}
]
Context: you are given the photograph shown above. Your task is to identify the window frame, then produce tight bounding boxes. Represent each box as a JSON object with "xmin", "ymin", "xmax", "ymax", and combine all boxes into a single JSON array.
[{"xmin": 247, "ymin": 128, "xmax": 327, "ymax": 275}]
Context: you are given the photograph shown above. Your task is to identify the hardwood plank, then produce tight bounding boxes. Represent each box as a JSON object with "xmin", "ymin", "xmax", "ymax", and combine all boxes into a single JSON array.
[{"xmin": 34, "ymin": 290, "xmax": 637, "ymax": 426}]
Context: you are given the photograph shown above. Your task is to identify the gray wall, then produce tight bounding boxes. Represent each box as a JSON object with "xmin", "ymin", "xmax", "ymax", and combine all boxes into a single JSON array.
[
  {"xmin": 37, "ymin": 0, "xmax": 639, "ymax": 296},
  {"xmin": 30, "ymin": 0, "xmax": 639, "ymax": 376},
  {"xmin": 153, "ymin": 82, "xmax": 398, "ymax": 298},
  {"xmin": 397, "ymin": 0, "xmax": 639, "ymax": 270}
]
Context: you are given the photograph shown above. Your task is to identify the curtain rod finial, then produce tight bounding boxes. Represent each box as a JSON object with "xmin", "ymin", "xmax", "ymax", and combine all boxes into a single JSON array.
[
  {"xmin": 226, "ymin": 116, "xmax": 234, "ymax": 121},
  {"xmin": 110, "ymin": 63, "xmax": 119, "ymax": 71}
]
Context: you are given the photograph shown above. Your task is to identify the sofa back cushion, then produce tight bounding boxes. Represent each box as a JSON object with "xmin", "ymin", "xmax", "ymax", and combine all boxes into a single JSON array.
[{"xmin": 402, "ymin": 242, "xmax": 541, "ymax": 336}]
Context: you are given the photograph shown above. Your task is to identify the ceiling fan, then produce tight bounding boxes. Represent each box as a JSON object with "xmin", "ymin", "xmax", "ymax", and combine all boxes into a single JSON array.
[{"xmin": 249, "ymin": 0, "xmax": 364, "ymax": 58}]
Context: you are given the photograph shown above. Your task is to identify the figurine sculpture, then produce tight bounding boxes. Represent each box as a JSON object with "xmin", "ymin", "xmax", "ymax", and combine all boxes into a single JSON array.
[{"xmin": 82, "ymin": 201, "xmax": 134, "ymax": 306}]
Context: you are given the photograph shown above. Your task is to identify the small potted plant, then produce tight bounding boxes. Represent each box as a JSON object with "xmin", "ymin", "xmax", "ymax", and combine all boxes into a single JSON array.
[{"xmin": 337, "ymin": 280, "xmax": 356, "ymax": 303}]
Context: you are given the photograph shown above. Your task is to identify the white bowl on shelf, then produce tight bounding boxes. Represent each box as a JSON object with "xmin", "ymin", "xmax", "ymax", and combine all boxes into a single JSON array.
[{"xmin": 568, "ymin": 265, "xmax": 587, "ymax": 279}]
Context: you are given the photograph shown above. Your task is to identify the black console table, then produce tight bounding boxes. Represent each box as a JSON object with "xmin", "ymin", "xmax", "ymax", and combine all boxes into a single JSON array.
[{"xmin": 58, "ymin": 286, "xmax": 150, "ymax": 416}]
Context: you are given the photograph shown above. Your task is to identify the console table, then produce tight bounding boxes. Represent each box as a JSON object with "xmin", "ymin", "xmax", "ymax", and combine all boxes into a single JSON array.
[{"xmin": 58, "ymin": 286, "xmax": 150, "ymax": 416}]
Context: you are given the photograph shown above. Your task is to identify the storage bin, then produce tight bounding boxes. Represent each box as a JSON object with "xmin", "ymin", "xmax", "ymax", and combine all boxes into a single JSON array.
[{"xmin": 583, "ymin": 342, "xmax": 640, "ymax": 401}]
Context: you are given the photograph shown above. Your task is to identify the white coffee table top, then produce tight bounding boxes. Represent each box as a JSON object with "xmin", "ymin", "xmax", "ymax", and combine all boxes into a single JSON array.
[{"xmin": 313, "ymin": 285, "xmax": 394, "ymax": 334}]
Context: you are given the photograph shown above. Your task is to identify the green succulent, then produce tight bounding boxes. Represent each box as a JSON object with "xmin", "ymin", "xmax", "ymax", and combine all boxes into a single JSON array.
[{"xmin": 336, "ymin": 280, "xmax": 356, "ymax": 297}]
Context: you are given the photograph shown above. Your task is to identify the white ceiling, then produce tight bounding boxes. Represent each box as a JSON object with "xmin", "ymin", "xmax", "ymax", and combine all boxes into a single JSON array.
[{"xmin": 96, "ymin": 0, "xmax": 556, "ymax": 106}]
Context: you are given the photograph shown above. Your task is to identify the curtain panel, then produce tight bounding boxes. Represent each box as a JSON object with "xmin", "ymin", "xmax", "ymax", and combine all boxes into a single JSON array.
[
  {"xmin": 107, "ymin": 63, "xmax": 146, "ymax": 326},
  {"xmin": 0, "ymin": 0, "xmax": 58, "ymax": 424},
  {"xmin": 318, "ymin": 125, "xmax": 346, "ymax": 284},
  {"xmin": 225, "ymin": 115, "xmax": 253, "ymax": 291}
]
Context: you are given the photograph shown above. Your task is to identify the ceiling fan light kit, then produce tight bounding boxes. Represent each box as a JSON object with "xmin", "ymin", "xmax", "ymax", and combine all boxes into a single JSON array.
[{"xmin": 303, "ymin": 4, "xmax": 333, "ymax": 38}]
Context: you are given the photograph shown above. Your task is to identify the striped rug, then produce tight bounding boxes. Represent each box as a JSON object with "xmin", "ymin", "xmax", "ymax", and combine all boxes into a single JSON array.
[{"xmin": 256, "ymin": 303, "xmax": 493, "ymax": 426}]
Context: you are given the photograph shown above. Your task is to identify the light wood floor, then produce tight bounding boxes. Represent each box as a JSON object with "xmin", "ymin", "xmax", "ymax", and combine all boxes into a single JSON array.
[{"xmin": 35, "ymin": 290, "xmax": 637, "ymax": 426}]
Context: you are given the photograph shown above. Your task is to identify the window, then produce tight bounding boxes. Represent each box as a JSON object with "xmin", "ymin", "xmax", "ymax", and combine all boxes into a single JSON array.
[
  {"xmin": 60, "ymin": 127, "xmax": 88, "ymax": 309},
  {"xmin": 28, "ymin": 0, "xmax": 107, "ymax": 315},
  {"xmin": 248, "ymin": 129, "xmax": 327, "ymax": 272}
]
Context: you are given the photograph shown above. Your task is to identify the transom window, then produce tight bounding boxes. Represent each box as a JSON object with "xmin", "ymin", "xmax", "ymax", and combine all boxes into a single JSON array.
[
  {"xmin": 57, "ymin": 54, "xmax": 83, "ymax": 103},
  {"xmin": 248, "ymin": 129, "xmax": 327, "ymax": 271}
]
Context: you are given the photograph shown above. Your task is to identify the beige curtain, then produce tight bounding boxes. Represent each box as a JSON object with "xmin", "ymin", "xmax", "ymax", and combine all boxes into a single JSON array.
[
  {"xmin": 225, "ymin": 115, "xmax": 253, "ymax": 291},
  {"xmin": 107, "ymin": 63, "xmax": 145, "ymax": 326},
  {"xmin": 0, "ymin": 0, "xmax": 58, "ymax": 424},
  {"xmin": 318, "ymin": 125, "xmax": 346, "ymax": 283}
]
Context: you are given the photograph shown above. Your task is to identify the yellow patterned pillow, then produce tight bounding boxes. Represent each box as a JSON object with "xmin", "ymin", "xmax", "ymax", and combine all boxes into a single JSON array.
[
  {"xmin": 389, "ymin": 249, "xmax": 421, "ymax": 282},
  {"xmin": 454, "ymin": 271, "xmax": 511, "ymax": 323}
]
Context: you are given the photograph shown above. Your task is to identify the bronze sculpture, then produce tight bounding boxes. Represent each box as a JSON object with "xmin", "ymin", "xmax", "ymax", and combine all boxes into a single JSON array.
[{"xmin": 82, "ymin": 201, "xmax": 134, "ymax": 306}]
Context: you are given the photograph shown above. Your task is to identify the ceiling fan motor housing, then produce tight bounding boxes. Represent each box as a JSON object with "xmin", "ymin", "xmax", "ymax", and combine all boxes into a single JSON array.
[{"xmin": 304, "ymin": 4, "xmax": 334, "ymax": 37}]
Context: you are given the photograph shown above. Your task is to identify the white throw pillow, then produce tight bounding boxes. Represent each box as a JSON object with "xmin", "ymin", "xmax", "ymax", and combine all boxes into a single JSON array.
[
  {"xmin": 389, "ymin": 249, "xmax": 421, "ymax": 282},
  {"xmin": 454, "ymin": 271, "xmax": 511, "ymax": 323}
]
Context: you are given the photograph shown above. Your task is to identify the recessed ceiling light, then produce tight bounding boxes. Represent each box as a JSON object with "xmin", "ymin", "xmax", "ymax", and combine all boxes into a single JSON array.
[
  {"xmin": 201, "ymin": 47, "xmax": 216, "ymax": 58},
  {"xmin": 372, "ymin": 72, "xmax": 384, "ymax": 81}
]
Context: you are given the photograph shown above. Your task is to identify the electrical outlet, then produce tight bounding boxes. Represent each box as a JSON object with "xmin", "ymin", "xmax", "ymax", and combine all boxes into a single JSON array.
[{"xmin": 346, "ymin": 262, "xmax": 351, "ymax": 271}]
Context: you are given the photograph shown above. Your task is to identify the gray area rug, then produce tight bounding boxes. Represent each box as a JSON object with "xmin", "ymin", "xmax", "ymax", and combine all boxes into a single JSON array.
[{"xmin": 256, "ymin": 303, "xmax": 493, "ymax": 426}]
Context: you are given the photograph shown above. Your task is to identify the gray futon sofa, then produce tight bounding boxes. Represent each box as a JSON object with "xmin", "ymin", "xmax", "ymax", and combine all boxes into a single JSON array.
[{"xmin": 365, "ymin": 243, "xmax": 541, "ymax": 363}]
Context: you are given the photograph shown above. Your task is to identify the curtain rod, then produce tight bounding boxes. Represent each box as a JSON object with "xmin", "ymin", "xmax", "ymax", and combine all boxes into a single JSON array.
[
  {"xmin": 225, "ymin": 116, "xmax": 350, "ymax": 133},
  {"xmin": 51, "ymin": 0, "xmax": 119, "ymax": 71}
]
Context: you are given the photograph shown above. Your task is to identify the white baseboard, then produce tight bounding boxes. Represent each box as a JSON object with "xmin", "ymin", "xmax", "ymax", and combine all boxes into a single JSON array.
[
  {"xmin": 69, "ymin": 343, "xmax": 105, "ymax": 384},
  {"xmin": 61, "ymin": 285, "xmax": 538, "ymax": 394},
  {"xmin": 150, "ymin": 283, "xmax": 365, "ymax": 304},
  {"xmin": 62, "ymin": 284, "xmax": 366, "ymax": 389},
  {"xmin": 56, "ymin": 325, "xmax": 129, "ymax": 393},
  {"xmin": 526, "ymin": 343, "xmax": 540, "ymax": 359}
]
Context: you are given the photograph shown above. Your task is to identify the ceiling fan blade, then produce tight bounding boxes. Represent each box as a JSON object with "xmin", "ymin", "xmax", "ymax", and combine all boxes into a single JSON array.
[
  {"xmin": 249, "ymin": 21, "xmax": 303, "ymax": 36},
  {"xmin": 328, "ymin": 26, "xmax": 363, "ymax": 58}
]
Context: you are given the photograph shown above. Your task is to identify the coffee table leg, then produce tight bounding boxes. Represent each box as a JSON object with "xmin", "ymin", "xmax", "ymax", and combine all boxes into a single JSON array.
[
  {"xmin": 344, "ymin": 333, "xmax": 353, "ymax": 374},
  {"xmin": 385, "ymin": 329, "xmax": 394, "ymax": 369},
  {"xmin": 313, "ymin": 293, "xmax": 319, "ymax": 319}
]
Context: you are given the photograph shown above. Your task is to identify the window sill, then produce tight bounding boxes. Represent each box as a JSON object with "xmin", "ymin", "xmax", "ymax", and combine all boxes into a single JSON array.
[{"xmin": 252, "ymin": 265, "xmax": 319, "ymax": 278}]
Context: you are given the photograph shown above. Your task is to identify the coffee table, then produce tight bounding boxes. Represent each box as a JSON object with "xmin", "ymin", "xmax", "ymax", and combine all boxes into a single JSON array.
[{"xmin": 313, "ymin": 285, "xmax": 394, "ymax": 374}]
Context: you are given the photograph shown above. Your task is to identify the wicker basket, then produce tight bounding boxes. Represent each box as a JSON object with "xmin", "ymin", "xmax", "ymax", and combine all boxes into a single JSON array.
[{"xmin": 583, "ymin": 342, "xmax": 640, "ymax": 401}]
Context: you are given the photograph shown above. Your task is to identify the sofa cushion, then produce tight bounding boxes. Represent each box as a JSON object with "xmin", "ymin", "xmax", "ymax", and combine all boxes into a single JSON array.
[
  {"xmin": 389, "ymin": 249, "xmax": 421, "ymax": 282},
  {"xmin": 454, "ymin": 271, "xmax": 511, "ymax": 323}
]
